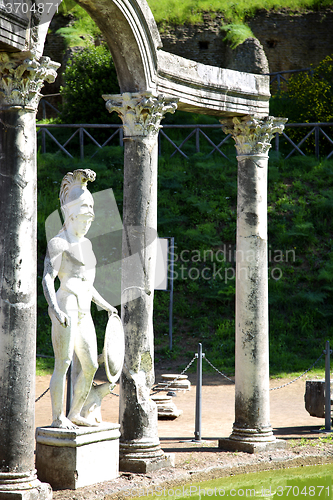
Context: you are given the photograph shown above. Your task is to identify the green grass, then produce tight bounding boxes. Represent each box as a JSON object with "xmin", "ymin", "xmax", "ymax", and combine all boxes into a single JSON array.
[
  {"xmin": 36, "ymin": 357, "xmax": 54, "ymax": 376},
  {"xmin": 55, "ymin": 0, "xmax": 332, "ymax": 53},
  {"xmin": 147, "ymin": 0, "xmax": 332, "ymax": 25},
  {"xmin": 36, "ymin": 145, "xmax": 333, "ymax": 378}
]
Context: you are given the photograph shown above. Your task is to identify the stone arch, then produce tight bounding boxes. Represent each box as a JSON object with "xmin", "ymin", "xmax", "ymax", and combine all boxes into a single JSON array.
[{"xmin": 74, "ymin": 0, "xmax": 161, "ymax": 93}]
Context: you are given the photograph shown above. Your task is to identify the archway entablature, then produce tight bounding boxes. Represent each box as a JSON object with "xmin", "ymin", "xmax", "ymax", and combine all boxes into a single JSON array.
[{"xmin": 156, "ymin": 51, "xmax": 270, "ymax": 118}]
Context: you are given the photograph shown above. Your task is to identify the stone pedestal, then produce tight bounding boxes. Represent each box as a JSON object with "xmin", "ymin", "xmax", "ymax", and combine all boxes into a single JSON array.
[
  {"xmin": 151, "ymin": 395, "xmax": 183, "ymax": 419},
  {"xmin": 0, "ymin": 472, "xmax": 52, "ymax": 500},
  {"xmin": 103, "ymin": 92, "xmax": 177, "ymax": 472},
  {"xmin": 35, "ymin": 424, "xmax": 120, "ymax": 490},
  {"xmin": 158, "ymin": 374, "xmax": 191, "ymax": 392},
  {"xmin": 218, "ymin": 116, "xmax": 287, "ymax": 454},
  {"xmin": 0, "ymin": 52, "xmax": 58, "ymax": 500}
]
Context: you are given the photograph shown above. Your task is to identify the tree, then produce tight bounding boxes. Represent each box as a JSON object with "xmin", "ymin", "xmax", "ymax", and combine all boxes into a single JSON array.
[{"xmin": 60, "ymin": 44, "xmax": 120, "ymax": 124}]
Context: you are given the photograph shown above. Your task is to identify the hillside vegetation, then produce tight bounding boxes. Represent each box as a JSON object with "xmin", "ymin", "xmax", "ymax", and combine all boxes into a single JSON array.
[{"xmin": 56, "ymin": 0, "xmax": 332, "ymax": 50}]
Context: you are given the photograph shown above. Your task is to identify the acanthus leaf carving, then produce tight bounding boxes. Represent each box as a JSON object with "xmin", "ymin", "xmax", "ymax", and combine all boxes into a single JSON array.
[
  {"xmin": 0, "ymin": 52, "xmax": 60, "ymax": 110},
  {"xmin": 103, "ymin": 92, "xmax": 178, "ymax": 137},
  {"xmin": 221, "ymin": 115, "xmax": 288, "ymax": 156}
]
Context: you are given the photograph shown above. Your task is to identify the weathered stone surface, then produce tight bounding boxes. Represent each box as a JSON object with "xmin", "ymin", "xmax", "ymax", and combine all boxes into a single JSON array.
[
  {"xmin": 248, "ymin": 9, "xmax": 333, "ymax": 74},
  {"xmin": 151, "ymin": 395, "xmax": 183, "ymax": 419},
  {"xmin": 0, "ymin": 474, "xmax": 52, "ymax": 500},
  {"xmin": 0, "ymin": 50, "xmax": 58, "ymax": 499},
  {"xmin": 157, "ymin": 9, "xmax": 333, "ymax": 75},
  {"xmin": 218, "ymin": 116, "xmax": 287, "ymax": 452},
  {"xmin": 225, "ymin": 38, "xmax": 269, "ymax": 75},
  {"xmin": 35, "ymin": 424, "xmax": 120, "ymax": 490},
  {"xmin": 157, "ymin": 51, "xmax": 270, "ymax": 117},
  {"xmin": 119, "ymin": 446, "xmax": 175, "ymax": 473},
  {"xmin": 219, "ymin": 438, "xmax": 287, "ymax": 454},
  {"xmin": 157, "ymin": 374, "xmax": 191, "ymax": 391},
  {"xmin": 304, "ymin": 380, "xmax": 333, "ymax": 419},
  {"xmin": 105, "ymin": 92, "xmax": 177, "ymax": 472}
]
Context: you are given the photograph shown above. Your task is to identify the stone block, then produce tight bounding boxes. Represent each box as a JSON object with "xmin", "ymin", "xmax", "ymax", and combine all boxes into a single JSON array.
[
  {"xmin": 119, "ymin": 453, "xmax": 175, "ymax": 473},
  {"xmin": 218, "ymin": 438, "xmax": 287, "ymax": 454},
  {"xmin": 0, "ymin": 474, "xmax": 52, "ymax": 500},
  {"xmin": 151, "ymin": 395, "xmax": 182, "ymax": 419},
  {"xmin": 35, "ymin": 423, "xmax": 120, "ymax": 490},
  {"xmin": 304, "ymin": 380, "xmax": 333, "ymax": 418}
]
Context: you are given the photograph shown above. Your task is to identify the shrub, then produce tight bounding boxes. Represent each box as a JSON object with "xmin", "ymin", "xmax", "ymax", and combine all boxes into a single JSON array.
[{"xmin": 59, "ymin": 44, "xmax": 120, "ymax": 125}]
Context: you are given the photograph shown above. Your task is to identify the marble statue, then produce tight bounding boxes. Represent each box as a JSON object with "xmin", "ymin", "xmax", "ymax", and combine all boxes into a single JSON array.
[{"xmin": 42, "ymin": 169, "xmax": 117, "ymax": 429}]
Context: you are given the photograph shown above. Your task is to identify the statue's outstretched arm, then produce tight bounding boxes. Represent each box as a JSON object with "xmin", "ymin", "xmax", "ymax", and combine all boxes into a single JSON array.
[{"xmin": 92, "ymin": 287, "xmax": 118, "ymax": 316}]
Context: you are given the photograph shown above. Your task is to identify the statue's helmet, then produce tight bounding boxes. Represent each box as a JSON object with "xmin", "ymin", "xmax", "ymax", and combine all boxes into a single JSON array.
[{"xmin": 59, "ymin": 169, "xmax": 96, "ymax": 225}]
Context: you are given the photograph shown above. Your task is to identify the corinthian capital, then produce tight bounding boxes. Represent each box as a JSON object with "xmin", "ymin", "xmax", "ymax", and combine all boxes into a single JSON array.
[
  {"xmin": 221, "ymin": 116, "xmax": 288, "ymax": 156},
  {"xmin": 103, "ymin": 92, "xmax": 178, "ymax": 137},
  {"xmin": 0, "ymin": 52, "xmax": 60, "ymax": 110}
]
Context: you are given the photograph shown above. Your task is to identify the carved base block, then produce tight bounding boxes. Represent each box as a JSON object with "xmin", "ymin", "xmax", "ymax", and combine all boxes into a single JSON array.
[
  {"xmin": 119, "ymin": 441, "xmax": 175, "ymax": 473},
  {"xmin": 0, "ymin": 472, "xmax": 52, "ymax": 500},
  {"xmin": 35, "ymin": 423, "xmax": 120, "ymax": 490},
  {"xmin": 219, "ymin": 434, "xmax": 287, "ymax": 454}
]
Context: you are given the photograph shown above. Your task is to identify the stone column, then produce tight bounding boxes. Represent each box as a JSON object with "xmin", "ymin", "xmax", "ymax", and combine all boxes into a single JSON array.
[
  {"xmin": 103, "ymin": 92, "xmax": 178, "ymax": 472},
  {"xmin": 0, "ymin": 51, "xmax": 59, "ymax": 499},
  {"xmin": 219, "ymin": 116, "xmax": 287, "ymax": 453}
]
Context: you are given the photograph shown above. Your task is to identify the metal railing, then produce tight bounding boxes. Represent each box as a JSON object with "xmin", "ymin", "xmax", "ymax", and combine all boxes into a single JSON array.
[
  {"xmin": 267, "ymin": 68, "xmax": 313, "ymax": 91},
  {"xmin": 36, "ymin": 122, "xmax": 333, "ymax": 160}
]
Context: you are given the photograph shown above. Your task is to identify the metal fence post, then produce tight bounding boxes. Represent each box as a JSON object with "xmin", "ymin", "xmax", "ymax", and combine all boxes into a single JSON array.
[
  {"xmin": 119, "ymin": 127, "xmax": 124, "ymax": 148},
  {"xmin": 324, "ymin": 340, "xmax": 331, "ymax": 431},
  {"xmin": 194, "ymin": 343, "xmax": 204, "ymax": 441},
  {"xmin": 169, "ymin": 237, "xmax": 174, "ymax": 351},
  {"xmin": 79, "ymin": 127, "xmax": 84, "ymax": 160},
  {"xmin": 41, "ymin": 128, "xmax": 46, "ymax": 154},
  {"xmin": 195, "ymin": 127, "xmax": 200, "ymax": 153},
  {"xmin": 315, "ymin": 125, "xmax": 320, "ymax": 159}
]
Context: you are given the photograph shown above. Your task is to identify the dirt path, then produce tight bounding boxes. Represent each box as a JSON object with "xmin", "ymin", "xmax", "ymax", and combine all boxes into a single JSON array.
[{"xmin": 35, "ymin": 371, "xmax": 333, "ymax": 499}]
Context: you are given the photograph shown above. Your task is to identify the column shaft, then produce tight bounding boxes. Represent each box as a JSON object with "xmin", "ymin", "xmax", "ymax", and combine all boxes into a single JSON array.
[
  {"xmin": 120, "ymin": 135, "xmax": 160, "ymax": 446},
  {"xmin": 0, "ymin": 52, "xmax": 58, "ymax": 499},
  {"xmin": 0, "ymin": 108, "xmax": 37, "ymax": 473},
  {"xmin": 234, "ymin": 153, "xmax": 272, "ymax": 439},
  {"xmin": 219, "ymin": 115, "xmax": 287, "ymax": 453},
  {"xmin": 103, "ymin": 92, "xmax": 177, "ymax": 472}
]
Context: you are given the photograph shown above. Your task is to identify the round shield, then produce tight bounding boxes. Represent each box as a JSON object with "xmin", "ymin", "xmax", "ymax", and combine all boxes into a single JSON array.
[{"xmin": 102, "ymin": 313, "xmax": 125, "ymax": 384}]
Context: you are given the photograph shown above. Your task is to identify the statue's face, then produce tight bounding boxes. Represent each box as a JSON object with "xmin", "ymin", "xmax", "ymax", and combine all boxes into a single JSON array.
[{"xmin": 66, "ymin": 191, "xmax": 95, "ymax": 237}]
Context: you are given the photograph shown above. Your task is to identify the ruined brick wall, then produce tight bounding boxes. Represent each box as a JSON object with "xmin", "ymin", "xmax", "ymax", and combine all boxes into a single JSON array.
[
  {"xmin": 248, "ymin": 9, "xmax": 333, "ymax": 73},
  {"xmin": 158, "ymin": 9, "xmax": 333, "ymax": 73}
]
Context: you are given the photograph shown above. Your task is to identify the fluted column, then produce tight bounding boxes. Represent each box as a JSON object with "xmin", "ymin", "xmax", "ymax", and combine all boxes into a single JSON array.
[
  {"xmin": 219, "ymin": 116, "xmax": 287, "ymax": 453},
  {"xmin": 0, "ymin": 51, "xmax": 59, "ymax": 499},
  {"xmin": 103, "ymin": 92, "xmax": 178, "ymax": 472}
]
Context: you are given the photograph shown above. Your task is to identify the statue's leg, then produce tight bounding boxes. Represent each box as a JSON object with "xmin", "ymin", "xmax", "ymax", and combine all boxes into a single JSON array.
[
  {"xmin": 49, "ymin": 293, "xmax": 78, "ymax": 428},
  {"xmin": 67, "ymin": 313, "xmax": 99, "ymax": 426}
]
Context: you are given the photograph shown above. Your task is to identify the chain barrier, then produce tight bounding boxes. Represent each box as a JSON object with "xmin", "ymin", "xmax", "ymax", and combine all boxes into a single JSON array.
[
  {"xmin": 269, "ymin": 352, "xmax": 324, "ymax": 391},
  {"xmin": 204, "ymin": 356, "xmax": 235, "ymax": 384},
  {"xmin": 202, "ymin": 352, "xmax": 324, "ymax": 390},
  {"xmin": 35, "ymin": 384, "xmax": 119, "ymax": 403},
  {"xmin": 35, "ymin": 387, "xmax": 50, "ymax": 403},
  {"xmin": 35, "ymin": 349, "xmax": 325, "ymax": 402},
  {"xmin": 150, "ymin": 355, "xmax": 197, "ymax": 395}
]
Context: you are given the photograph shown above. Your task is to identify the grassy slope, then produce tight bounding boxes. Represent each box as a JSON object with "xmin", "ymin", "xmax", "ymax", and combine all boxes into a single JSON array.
[
  {"xmin": 36, "ymin": 135, "xmax": 333, "ymax": 378},
  {"xmin": 56, "ymin": 0, "xmax": 333, "ymax": 51},
  {"xmin": 146, "ymin": 0, "xmax": 332, "ymax": 25}
]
